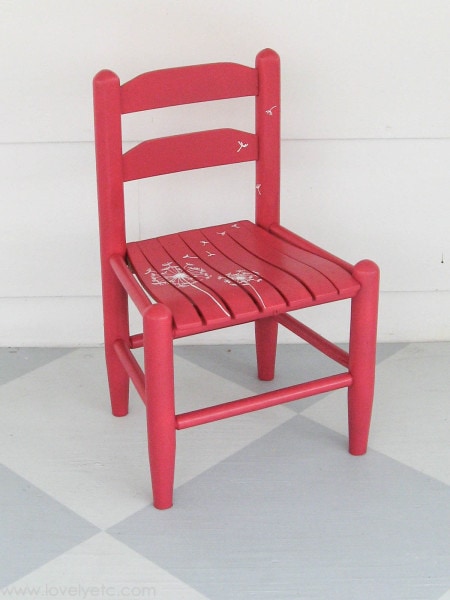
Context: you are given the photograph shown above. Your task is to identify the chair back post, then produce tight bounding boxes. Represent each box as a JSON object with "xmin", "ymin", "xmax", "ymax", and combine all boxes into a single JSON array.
[
  {"xmin": 255, "ymin": 49, "xmax": 281, "ymax": 230},
  {"xmin": 93, "ymin": 70, "xmax": 130, "ymax": 355},
  {"xmin": 93, "ymin": 69, "xmax": 127, "ymax": 267}
]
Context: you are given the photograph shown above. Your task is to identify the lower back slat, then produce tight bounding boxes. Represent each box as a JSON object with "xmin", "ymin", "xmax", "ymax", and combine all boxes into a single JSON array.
[{"xmin": 123, "ymin": 129, "xmax": 257, "ymax": 181}]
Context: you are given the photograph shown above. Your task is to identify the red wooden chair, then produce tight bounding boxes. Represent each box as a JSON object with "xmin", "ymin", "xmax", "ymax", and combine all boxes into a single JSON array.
[{"xmin": 93, "ymin": 49, "xmax": 379, "ymax": 509}]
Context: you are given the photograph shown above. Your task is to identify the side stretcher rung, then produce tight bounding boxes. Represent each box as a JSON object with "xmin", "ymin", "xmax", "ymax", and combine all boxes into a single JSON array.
[
  {"xmin": 277, "ymin": 313, "xmax": 350, "ymax": 367},
  {"xmin": 114, "ymin": 339, "xmax": 145, "ymax": 401}
]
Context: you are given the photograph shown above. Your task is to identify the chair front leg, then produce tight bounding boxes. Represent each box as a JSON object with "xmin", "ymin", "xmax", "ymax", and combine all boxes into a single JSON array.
[
  {"xmin": 348, "ymin": 260, "xmax": 380, "ymax": 455},
  {"xmin": 144, "ymin": 304, "xmax": 176, "ymax": 509}
]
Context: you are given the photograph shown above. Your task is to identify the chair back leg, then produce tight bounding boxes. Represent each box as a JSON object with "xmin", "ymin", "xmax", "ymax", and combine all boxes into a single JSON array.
[
  {"xmin": 255, "ymin": 317, "xmax": 279, "ymax": 381},
  {"xmin": 103, "ymin": 269, "xmax": 130, "ymax": 416}
]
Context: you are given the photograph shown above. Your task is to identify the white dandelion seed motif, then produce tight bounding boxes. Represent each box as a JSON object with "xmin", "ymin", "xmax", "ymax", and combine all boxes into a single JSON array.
[
  {"xmin": 219, "ymin": 270, "xmax": 266, "ymax": 308},
  {"xmin": 205, "ymin": 251, "xmax": 216, "ymax": 257},
  {"xmin": 184, "ymin": 263, "xmax": 211, "ymax": 280},
  {"xmin": 265, "ymin": 106, "xmax": 277, "ymax": 116},
  {"xmin": 160, "ymin": 262, "xmax": 230, "ymax": 316},
  {"xmin": 256, "ymin": 184, "xmax": 262, "ymax": 195},
  {"xmin": 231, "ymin": 223, "xmax": 240, "ymax": 229},
  {"xmin": 217, "ymin": 231, "xmax": 227, "ymax": 236},
  {"xmin": 237, "ymin": 141, "xmax": 249, "ymax": 152},
  {"xmin": 144, "ymin": 267, "xmax": 168, "ymax": 286},
  {"xmin": 218, "ymin": 276, "xmax": 237, "ymax": 287},
  {"xmin": 183, "ymin": 253, "xmax": 198, "ymax": 260},
  {"xmin": 200, "ymin": 240, "xmax": 209, "ymax": 246}
]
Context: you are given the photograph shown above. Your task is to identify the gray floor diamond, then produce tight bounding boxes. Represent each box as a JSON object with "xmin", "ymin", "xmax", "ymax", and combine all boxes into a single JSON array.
[
  {"xmin": 0, "ymin": 347, "xmax": 74, "ymax": 385},
  {"xmin": 0, "ymin": 465, "xmax": 99, "ymax": 588},
  {"xmin": 110, "ymin": 415, "xmax": 450, "ymax": 600},
  {"xmin": 1, "ymin": 344, "xmax": 449, "ymax": 598}
]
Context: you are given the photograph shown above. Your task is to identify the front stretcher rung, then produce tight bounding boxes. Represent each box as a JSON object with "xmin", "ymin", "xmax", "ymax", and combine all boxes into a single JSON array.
[{"xmin": 175, "ymin": 372, "xmax": 353, "ymax": 429}]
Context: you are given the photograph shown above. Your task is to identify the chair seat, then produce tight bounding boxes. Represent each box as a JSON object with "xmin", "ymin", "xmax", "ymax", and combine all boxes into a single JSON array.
[{"xmin": 127, "ymin": 220, "xmax": 360, "ymax": 335}]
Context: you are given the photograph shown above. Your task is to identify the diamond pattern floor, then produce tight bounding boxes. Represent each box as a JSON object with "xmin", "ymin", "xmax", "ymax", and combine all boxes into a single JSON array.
[{"xmin": 1, "ymin": 343, "xmax": 449, "ymax": 599}]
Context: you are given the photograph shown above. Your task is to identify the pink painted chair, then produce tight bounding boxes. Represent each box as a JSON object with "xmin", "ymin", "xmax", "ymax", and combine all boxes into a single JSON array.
[{"xmin": 93, "ymin": 49, "xmax": 379, "ymax": 509}]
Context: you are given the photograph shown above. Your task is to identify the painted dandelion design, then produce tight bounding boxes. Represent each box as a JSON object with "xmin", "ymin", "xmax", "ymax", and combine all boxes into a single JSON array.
[
  {"xmin": 183, "ymin": 263, "xmax": 211, "ymax": 281},
  {"xmin": 265, "ymin": 106, "xmax": 277, "ymax": 116},
  {"xmin": 148, "ymin": 262, "xmax": 231, "ymax": 317},
  {"xmin": 144, "ymin": 267, "xmax": 167, "ymax": 286},
  {"xmin": 219, "ymin": 269, "xmax": 266, "ymax": 309}
]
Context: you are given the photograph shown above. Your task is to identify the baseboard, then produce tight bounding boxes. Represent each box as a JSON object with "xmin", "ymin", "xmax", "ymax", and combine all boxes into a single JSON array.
[{"xmin": 0, "ymin": 291, "xmax": 448, "ymax": 346}]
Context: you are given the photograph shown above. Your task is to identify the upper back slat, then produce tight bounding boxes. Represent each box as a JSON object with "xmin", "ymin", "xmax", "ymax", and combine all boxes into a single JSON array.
[{"xmin": 121, "ymin": 62, "xmax": 258, "ymax": 114}]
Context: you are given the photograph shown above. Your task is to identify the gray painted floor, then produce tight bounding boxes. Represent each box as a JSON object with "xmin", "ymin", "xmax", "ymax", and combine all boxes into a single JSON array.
[{"xmin": 1, "ymin": 343, "xmax": 449, "ymax": 599}]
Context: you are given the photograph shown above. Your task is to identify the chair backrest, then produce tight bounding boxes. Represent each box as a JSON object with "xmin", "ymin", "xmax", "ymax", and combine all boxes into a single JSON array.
[{"xmin": 93, "ymin": 49, "xmax": 280, "ymax": 257}]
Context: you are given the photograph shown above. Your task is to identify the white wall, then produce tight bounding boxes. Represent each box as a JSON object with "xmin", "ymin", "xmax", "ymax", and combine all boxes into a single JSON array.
[{"xmin": 1, "ymin": 0, "xmax": 449, "ymax": 346}]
